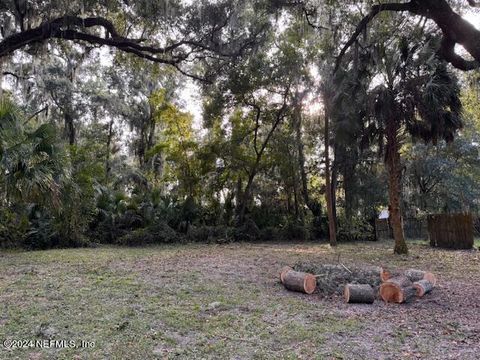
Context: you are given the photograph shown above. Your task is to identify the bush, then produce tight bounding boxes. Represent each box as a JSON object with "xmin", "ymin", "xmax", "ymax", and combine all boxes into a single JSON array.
[
  {"xmin": 0, "ymin": 209, "xmax": 28, "ymax": 248},
  {"xmin": 23, "ymin": 217, "xmax": 56, "ymax": 250},
  {"xmin": 250, "ymin": 205, "xmax": 284, "ymax": 229},
  {"xmin": 187, "ymin": 225, "xmax": 234, "ymax": 243},
  {"xmin": 337, "ymin": 216, "xmax": 375, "ymax": 242},
  {"xmin": 259, "ymin": 226, "xmax": 282, "ymax": 241},
  {"xmin": 116, "ymin": 222, "xmax": 181, "ymax": 246},
  {"xmin": 234, "ymin": 219, "xmax": 261, "ymax": 242},
  {"xmin": 310, "ymin": 215, "xmax": 325, "ymax": 239},
  {"xmin": 282, "ymin": 221, "xmax": 310, "ymax": 241}
]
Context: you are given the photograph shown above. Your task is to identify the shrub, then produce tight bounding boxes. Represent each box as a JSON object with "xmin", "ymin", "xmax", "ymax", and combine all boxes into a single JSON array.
[
  {"xmin": 337, "ymin": 216, "xmax": 375, "ymax": 242},
  {"xmin": 187, "ymin": 225, "xmax": 234, "ymax": 243},
  {"xmin": 0, "ymin": 209, "xmax": 28, "ymax": 248},
  {"xmin": 23, "ymin": 209, "xmax": 91, "ymax": 250},
  {"xmin": 234, "ymin": 219, "xmax": 261, "ymax": 242},
  {"xmin": 116, "ymin": 222, "xmax": 181, "ymax": 246},
  {"xmin": 259, "ymin": 226, "xmax": 282, "ymax": 241},
  {"xmin": 282, "ymin": 221, "xmax": 310, "ymax": 241}
]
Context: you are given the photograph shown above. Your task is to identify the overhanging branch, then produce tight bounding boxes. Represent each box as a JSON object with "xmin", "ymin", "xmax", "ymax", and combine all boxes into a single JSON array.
[
  {"xmin": 335, "ymin": 0, "xmax": 480, "ymax": 72},
  {"xmin": 0, "ymin": 15, "xmax": 262, "ymax": 82},
  {"xmin": 334, "ymin": 2, "xmax": 415, "ymax": 73},
  {"xmin": 439, "ymin": 37, "xmax": 479, "ymax": 71}
]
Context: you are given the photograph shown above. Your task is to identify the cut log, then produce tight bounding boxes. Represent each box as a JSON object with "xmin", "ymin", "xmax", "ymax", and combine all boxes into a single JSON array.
[
  {"xmin": 404, "ymin": 269, "xmax": 437, "ymax": 286},
  {"xmin": 279, "ymin": 266, "xmax": 293, "ymax": 284},
  {"xmin": 344, "ymin": 284, "xmax": 375, "ymax": 304},
  {"xmin": 379, "ymin": 276, "xmax": 415, "ymax": 303},
  {"xmin": 380, "ymin": 268, "xmax": 395, "ymax": 282},
  {"xmin": 413, "ymin": 279, "xmax": 434, "ymax": 297},
  {"xmin": 401, "ymin": 286, "xmax": 417, "ymax": 303},
  {"xmin": 381, "ymin": 268, "xmax": 437, "ymax": 286},
  {"xmin": 283, "ymin": 270, "xmax": 316, "ymax": 294}
]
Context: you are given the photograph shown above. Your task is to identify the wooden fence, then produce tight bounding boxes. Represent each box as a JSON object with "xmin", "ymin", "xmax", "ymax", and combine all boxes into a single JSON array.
[
  {"xmin": 375, "ymin": 217, "xmax": 428, "ymax": 240},
  {"xmin": 427, "ymin": 213, "xmax": 474, "ymax": 249},
  {"xmin": 375, "ymin": 219, "xmax": 392, "ymax": 240}
]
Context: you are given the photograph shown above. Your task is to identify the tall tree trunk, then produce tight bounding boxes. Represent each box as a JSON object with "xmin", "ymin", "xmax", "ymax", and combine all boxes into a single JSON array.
[
  {"xmin": 324, "ymin": 106, "xmax": 337, "ymax": 246},
  {"xmin": 237, "ymin": 171, "xmax": 256, "ymax": 224},
  {"xmin": 64, "ymin": 112, "xmax": 75, "ymax": 145},
  {"xmin": 105, "ymin": 119, "xmax": 114, "ymax": 182},
  {"xmin": 0, "ymin": 58, "xmax": 3, "ymax": 97},
  {"xmin": 331, "ymin": 142, "xmax": 339, "ymax": 230},
  {"xmin": 386, "ymin": 118, "xmax": 408, "ymax": 255},
  {"xmin": 147, "ymin": 103, "xmax": 156, "ymax": 160},
  {"xmin": 235, "ymin": 176, "xmax": 243, "ymax": 220},
  {"xmin": 138, "ymin": 125, "xmax": 146, "ymax": 167},
  {"xmin": 286, "ymin": 184, "xmax": 292, "ymax": 215},
  {"xmin": 293, "ymin": 98, "xmax": 313, "ymax": 219},
  {"xmin": 343, "ymin": 148, "xmax": 358, "ymax": 222},
  {"xmin": 288, "ymin": 140, "xmax": 301, "ymax": 222},
  {"xmin": 292, "ymin": 165, "xmax": 301, "ymax": 222}
]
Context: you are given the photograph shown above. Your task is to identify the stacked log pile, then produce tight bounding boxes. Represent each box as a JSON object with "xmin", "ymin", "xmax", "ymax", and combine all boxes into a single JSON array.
[
  {"xmin": 294, "ymin": 263, "xmax": 383, "ymax": 295},
  {"xmin": 279, "ymin": 264, "xmax": 437, "ymax": 304}
]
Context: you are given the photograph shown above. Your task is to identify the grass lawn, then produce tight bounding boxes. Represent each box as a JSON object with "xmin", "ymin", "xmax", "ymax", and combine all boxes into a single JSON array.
[{"xmin": 0, "ymin": 240, "xmax": 479, "ymax": 359}]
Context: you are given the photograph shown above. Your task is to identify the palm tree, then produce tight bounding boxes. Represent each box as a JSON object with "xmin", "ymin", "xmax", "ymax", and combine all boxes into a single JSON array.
[
  {"xmin": 370, "ymin": 40, "xmax": 462, "ymax": 254},
  {"xmin": 0, "ymin": 97, "xmax": 65, "ymax": 206}
]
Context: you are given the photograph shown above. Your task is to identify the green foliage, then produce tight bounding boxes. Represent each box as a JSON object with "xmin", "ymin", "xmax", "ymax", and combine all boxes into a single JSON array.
[
  {"xmin": 337, "ymin": 216, "xmax": 375, "ymax": 242},
  {"xmin": 116, "ymin": 222, "xmax": 181, "ymax": 246},
  {"xmin": 233, "ymin": 219, "xmax": 261, "ymax": 242},
  {"xmin": 1, "ymin": 2, "xmax": 479, "ymax": 251},
  {"xmin": 0, "ymin": 98, "xmax": 65, "ymax": 205},
  {"xmin": 0, "ymin": 208, "xmax": 29, "ymax": 248},
  {"xmin": 282, "ymin": 220, "xmax": 311, "ymax": 241},
  {"xmin": 404, "ymin": 139, "xmax": 480, "ymax": 213},
  {"xmin": 187, "ymin": 225, "xmax": 234, "ymax": 243}
]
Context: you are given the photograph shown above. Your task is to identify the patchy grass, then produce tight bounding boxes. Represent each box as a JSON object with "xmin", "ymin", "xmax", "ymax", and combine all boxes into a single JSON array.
[{"xmin": 0, "ymin": 240, "xmax": 479, "ymax": 359}]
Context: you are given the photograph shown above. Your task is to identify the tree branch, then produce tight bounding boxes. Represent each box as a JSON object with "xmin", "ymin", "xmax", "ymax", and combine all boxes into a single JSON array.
[
  {"xmin": 439, "ymin": 36, "xmax": 480, "ymax": 71},
  {"xmin": 25, "ymin": 106, "xmax": 48, "ymax": 125},
  {"xmin": 0, "ymin": 15, "xmax": 263, "ymax": 83},
  {"xmin": 302, "ymin": 6, "xmax": 329, "ymax": 31},
  {"xmin": 335, "ymin": 2, "xmax": 415, "ymax": 73},
  {"xmin": 3, "ymin": 71, "xmax": 32, "ymax": 80},
  {"xmin": 335, "ymin": 0, "xmax": 480, "ymax": 72}
]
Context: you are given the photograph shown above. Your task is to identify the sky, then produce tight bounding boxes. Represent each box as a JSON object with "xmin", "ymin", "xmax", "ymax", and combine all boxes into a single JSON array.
[{"xmin": 464, "ymin": 11, "xmax": 480, "ymax": 30}]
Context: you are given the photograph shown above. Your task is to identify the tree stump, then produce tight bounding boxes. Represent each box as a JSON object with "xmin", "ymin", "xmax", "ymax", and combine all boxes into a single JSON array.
[
  {"xmin": 344, "ymin": 284, "xmax": 375, "ymax": 304},
  {"xmin": 379, "ymin": 276, "xmax": 416, "ymax": 303},
  {"xmin": 413, "ymin": 279, "xmax": 434, "ymax": 297},
  {"xmin": 283, "ymin": 270, "xmax": 316, "ymax": 294},
  {"xmin": 279, "ymin": 266, "xmax": 293, "ymax": 284}
]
